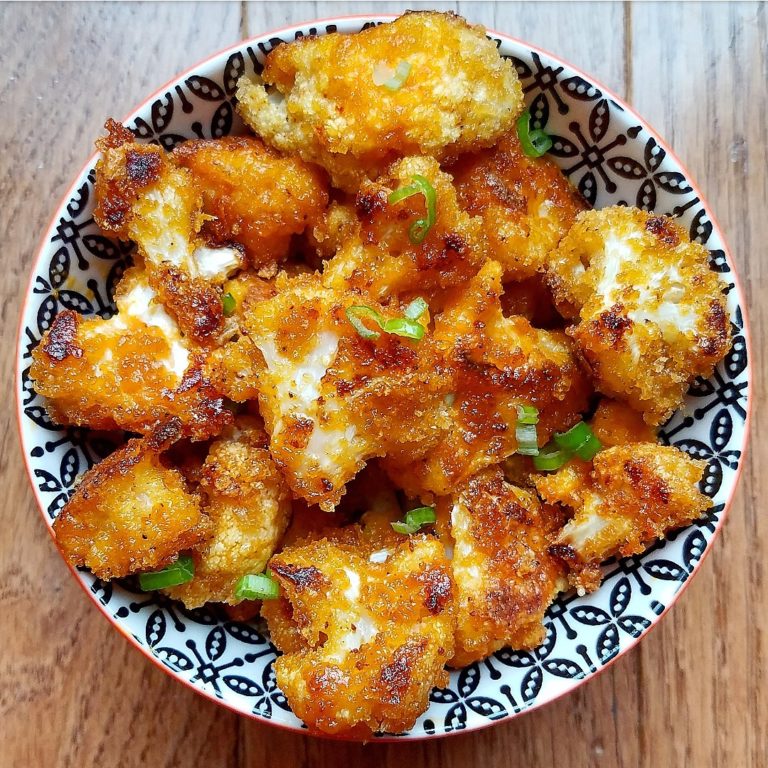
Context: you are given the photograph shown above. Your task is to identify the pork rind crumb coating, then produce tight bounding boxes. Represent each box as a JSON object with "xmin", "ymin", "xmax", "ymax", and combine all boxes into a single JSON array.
[
  {"xmin": 173, "ymin": 136, "xmax": 328, "ymax": 275},
  {"xmin": 236, "ymin": 12, "xmax": 523, "ymax": 191},
  {"xmin": 535, "ymin": 442, "xmax": 710, "ymax": 593},
  {"xmin": 383, "ymin": 260, "xmax": 591, "ymax": 497},
  {"xmin": 449, "ymin": 130, "xmax": 587, "ymax": 280},
  {"xmin": 442, "ymin": 468, "xmax": 567, "ymax": 666},
  {"xmin": 546, "ymin": 206, "xmax": 730, "ymax": 425},
  {"xmin": 53, "ymin": 428, "xmax": 210, "ymax": 580},
  {"xmin": 166, "ymin": 418, "xmax": 291, "ymax": 608},
  {"xmin": 322, "ymin": 156, "xmax": 487, "ymax": 302},
  {"xmin": 29, "ymin": 267, "xmax": 230, "ymax": 440},
  {"xmin": 262, "ymin": 530, "xmax": 455, "ymax": 736},
  {"xmin": 94, "ymin": 120, "xmax": 244, "ymax": 343}
]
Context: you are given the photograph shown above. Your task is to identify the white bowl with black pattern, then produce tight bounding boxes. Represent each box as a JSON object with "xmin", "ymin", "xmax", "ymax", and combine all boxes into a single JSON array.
[{"xmin": 15, "ymin": 15, "xmax": 752, "ymax": 739}]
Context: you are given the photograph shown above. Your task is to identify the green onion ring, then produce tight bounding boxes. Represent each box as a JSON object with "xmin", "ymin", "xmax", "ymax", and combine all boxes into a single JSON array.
[
  {"xmin": 382, "ymin": 60, "xmax": 411, "ymax": 91},
  {"xmin": 139, "ymin": 555, "xmax": 195, "ymax": 591},
  {"xmin": 517, "ymin": 111, "xmax": 554, "ymax": 158},
  {"xmin": 234, "ymin": 572, "xmax": 280, "ymax": 601},
  {"xmin": 388, "ymin": 174, "xmax": 437, "ymax": 244},
  {"xmin": 222, "ymin": 292, "xmax": 236, "ymax": 317},
  {"xmin": 391, "ymin": 506, "xmax": 436, "ymax": 535}
]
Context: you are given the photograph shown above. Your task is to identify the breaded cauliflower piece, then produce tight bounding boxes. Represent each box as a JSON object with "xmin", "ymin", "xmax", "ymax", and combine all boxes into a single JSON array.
[
  {"xmin": 546, "ymin": 206, "xmax": 730, "ymax": 424},
  {"xmin": 236, "ymin": 11, "xmax": 523, "ymax": 192},
  {"xmin": 322, "ymin": 156, "xmax": 487, "ymax": 302},
  {"xmin": 53, "ymin": 426, "xmax": 210, "ymax": 579},
  {"xmin": 94, "ymin": 120, "xmax": 244, "ymax": 343},
  {"xmin": 449, "ymin": 130, "xmax": 587, "ymax": 279},
  {"xmin": 30, "ymin": 267, "xmax": 230, "ymax": 440},
  {"xmin": 239, "ymin": 271, "xmax": 443, "ymax": 510},
  {"xmin": 166, "ymin": 418, "xmax": 291, "ymax": 608},
  {"xmin": 173, "ymin": 136, "xmax": 328, "ymax": 274},
  {"xmin": 440, "ymin": 468, "xmax": 567, "ymax": 666},
  {"xmin": 262, "ymin": 529, "xmax": 455, "ymax": 736},
  {"xmin": 535, "ymin": 442, "xmax": 711, "ymax": 594},
  {"xmin": 382, "ymin": 260, "xmax": 591, "ymax": 498}
]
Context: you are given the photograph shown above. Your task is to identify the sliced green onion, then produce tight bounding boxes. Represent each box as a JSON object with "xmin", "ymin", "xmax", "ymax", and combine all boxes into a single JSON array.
[
  {"xmin": 222, "ymin": 292, "xmax": 236, "ymax": 317},
  {"xmin": 553, "ymin": 421, "xmax": 603, "ymax": 461},
  {"xmin": 388, "ymin": 175, "xmax": 437, "ymax": 244},
  {"xmin": 346, "ymin": 299, "xmax": 428, "ymax": 341},
  {"xmin": 235, "ymin": 572, "xmax": 280, "ymax": 601},
  {"xmin": 517, "ymin": 111, "xmax": 553, "ymax": 158},
  {"xmin": 553, "ymin": 421, "xmax": 593, "ymax": 451},
  {"xmin": 532, "ymin": 446, "xmax": 570, "ymax": 472},
  {"xmin": 516, "ymin": 404, "xmax": 539, "ymax": 425},
  {"xmin": 404, "ymin": 296, "xmax": 429, "ymax": 320},
  {"xmin": 515, "ymin": 422, "xmax": 539, "ymax": 456},
  {"xmin": 391, "ymin": 506, "xmax": 436, "ymax": 535},
  {"xmin": 533, "ymin": 421, "xmax": 603, "ymax": 471},
  {"xmin": 345, "ymin": 305, "xmax": 383, "ymax": 340},
  {"xmin": 382, "ymin": 60, "xmax": 412, "ymax": 91},
  {"xmin": 383, "ymin": 317, "xmax": 425, "ymax": 340},
  {"xmin": 573, "ymin": 432, "xmax": 603, "ymax": 461},
  {"xmin": 139, "ymin": 555, "xmax": 194, "ymax": 591}
]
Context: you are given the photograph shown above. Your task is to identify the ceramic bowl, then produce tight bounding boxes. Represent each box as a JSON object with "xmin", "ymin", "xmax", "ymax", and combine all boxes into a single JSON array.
[{"xmin": 15, "ymin": 15, "xmax": 751, "ymax": 739}]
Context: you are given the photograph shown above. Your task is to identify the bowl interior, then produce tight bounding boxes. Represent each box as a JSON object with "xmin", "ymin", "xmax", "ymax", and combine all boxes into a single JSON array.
[{"xmin": 16, "ymin": 16, "xmax": 750, "ymax": 738}]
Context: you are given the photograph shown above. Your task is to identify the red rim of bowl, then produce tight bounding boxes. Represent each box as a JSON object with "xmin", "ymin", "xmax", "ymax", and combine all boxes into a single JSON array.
[{"xmin": 14, "ymin": 14, "xmax": 754, "ymax": 742}]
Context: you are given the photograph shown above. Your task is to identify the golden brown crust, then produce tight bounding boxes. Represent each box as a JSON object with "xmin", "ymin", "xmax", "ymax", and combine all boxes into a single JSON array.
[
  {"xmin": 443, "ymin": 468, "xmax": 567, "ymax": 666},
  {"xmin": 166, "ymin": 418, "xmax": 291, "ymax": 608},
  {"xmin": 535, "ymin": 442, "xmax": 711, "ymax": 594},
  {"xmin": 53, "ymin": 433, "xmax": 210, "ymax": 579},
  {"xmin": 236, "ymin": 12, "xmax": 523, "ymax": 191},
  {"xmin": 30, "ymin": 268, "xmax": 231, "ymax": 440},
  {"xmin": 174, "ymin": 136, "xmax": 328, "ymax": 273},
  {"xmin": 449, "ymin": 130, "xmax": 588, "ymax": 280},
  {"xmin": 262, "ymin": 530, "xmax": 455, "ymax": 736},
  {"xmin": 546, "ymin": 206, "xmax": 731, "ymax": 424}
]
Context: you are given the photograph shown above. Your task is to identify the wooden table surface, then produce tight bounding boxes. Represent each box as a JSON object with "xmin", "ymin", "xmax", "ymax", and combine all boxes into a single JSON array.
[{"xmin": 1, "ymin": 2, "xmax": 764, "ymax": 766}]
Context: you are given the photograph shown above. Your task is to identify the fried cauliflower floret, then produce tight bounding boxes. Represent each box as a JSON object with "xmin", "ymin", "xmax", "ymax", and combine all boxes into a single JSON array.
[
  {"xmin": 535, "ymin": 443, "xmax": 711, "ymax": 594},
  {"xmin": 547, "ymin": 206, "xmax": 730, "ymax": 424},
  {"xmin": 166, "ymin": 418, "xmax": 290, "ymax": 608},
  {"xmin": 382, "ymin": 260, "xmax": 591, "ymax": 498},
  {"xmin": 53, "ymin": 427, "xmax": 210, "ymax": 579},
  {"xmin": 173, "ymin": 136, "xmax": 328, "ymax": 274},
  {"xmin": 236, "ymin": 11, "xmax": 523, "ymax": 192},
  {"xmin": 440, "ymin": 468, "xmax": 567, "ymax": 666},
  {"xmin": 94, "ymin": 120, "xmax": 244, "ymax": 343},
  {"xmin": 240, "ymin": 271, "xmax": 443, "ymax": 510},
  {"xmin": 449, "ymin": 130, "xmax": 587, "ymax": 279},
  {"xmin": 262, "ymin": 530, "xmax": 455, "ymax": 736},
  {"xmin": 30, "ymin": 267, "xmax": 230, "ymax": 440},
  {"xmin": 322, "ymin": 156, "xmax": 487, "ymax": 302}
]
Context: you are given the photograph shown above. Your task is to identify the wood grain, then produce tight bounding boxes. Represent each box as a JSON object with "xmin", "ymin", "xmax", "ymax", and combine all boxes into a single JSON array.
[{"xmin": 1, "ymin": 2, "xmax": 763, "ymax": 766}]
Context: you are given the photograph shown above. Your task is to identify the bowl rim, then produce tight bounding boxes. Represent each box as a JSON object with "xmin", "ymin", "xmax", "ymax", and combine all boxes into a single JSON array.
[{"xmin": 15, "ymin": 13, "xmax": 754, "ymax": 741}]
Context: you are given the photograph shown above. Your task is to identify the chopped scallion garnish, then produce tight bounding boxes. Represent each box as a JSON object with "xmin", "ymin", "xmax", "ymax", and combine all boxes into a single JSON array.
[
  {"xmin": 235, "ymin": 572, "xmax": 280, "ymax": 601},
  {"xmin": 383, "ymin": 60, "xmax": 412, "ymax": 91},
  {"xmin": 404, "ymin": 296, "xmax": 429, "ymax": 320},
  {"xmin": 514, "ymin": 404, "xmax": 540, "ymax": 455},
  {"xmin": 515, "ymin": 422, "xmax": 539, "ymax": 456},
  {"xmin": 533, "ymin": 421, "xmax": 603, "ymax": 471},
  {"xmin": 139, "ymin": 555, "xmax": 194, "ymax": 591},
  {"xmin": 388, "ymin": 175, "xmax": 437, "ymax": 244},
  {"xmin": 532, "ymin": 446, "xmax": 570, "ymax": 471},
  {"xmin": 222, "ymin": 292, "xmax": 236, "ymax": 317},
  {"xmin": 391, "ymin": 506, "xmax": 436, "ymax": 535},
  {"xmin": 346, "ymin": 297, "xmax": 428, "ymax": 341},
  {"xmin": 517, "ymin": 110, "xmax": 553, "ymax": 158}
]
